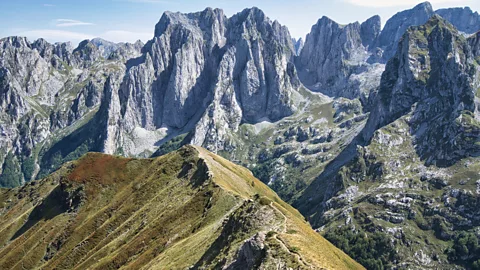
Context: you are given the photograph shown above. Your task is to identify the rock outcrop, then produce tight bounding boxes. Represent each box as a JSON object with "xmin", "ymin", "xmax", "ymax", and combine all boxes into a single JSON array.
[
  {"xmin": 436, "ymin": 6, "xmax": 480, "ymax": 34},
  {"xmin": 294, "ymin": 15, "xmax": 480, "ymax": 269},
  {"xmin": 292, "ymin": 37, "xmax": 304, "ymax": 55},
  {"xmin": 376, "ymin": 2, "xmax": 435, "ymax": 61},
  {"xmin": 0, "ymin": 146, "xmax": 363, "ymax": 269},
  {"xmin": 0, "ymin": 36, "xmax": 141, "ymax": 186},
  {"xmin": 296, "ymin": 15, "xmax": 384, "ymax": 100},
  {"xmin": 102, "ymin": 7, "xmax": 300, "ymax": 155}
]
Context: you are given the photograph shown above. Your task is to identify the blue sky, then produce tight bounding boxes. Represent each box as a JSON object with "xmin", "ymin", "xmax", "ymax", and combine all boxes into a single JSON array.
[{"xmin": 1, "ymin": 0, "xmax": 479, "ymax": 45}]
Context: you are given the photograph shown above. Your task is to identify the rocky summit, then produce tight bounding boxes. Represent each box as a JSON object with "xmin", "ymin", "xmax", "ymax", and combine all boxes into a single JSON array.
[
  {"xmin": 295, "ymin": 15, "xmax": 480, "ymax": 269},
  {"xmin": 2, "ymin": 1, "xmax": 480, "ymax": 269}
]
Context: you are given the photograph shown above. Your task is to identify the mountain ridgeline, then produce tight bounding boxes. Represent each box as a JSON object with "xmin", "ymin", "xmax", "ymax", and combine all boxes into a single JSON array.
[
  {"xmin": 295, "ymin": 14, "xmax": 480, "ymax": 269},
  {"xmin": 0, "ymin": 146, "xmax": 362, "ymax": 269},
  {"xmin": 2, "ymin": 1, "xmax": 480, "ymax": 269}
]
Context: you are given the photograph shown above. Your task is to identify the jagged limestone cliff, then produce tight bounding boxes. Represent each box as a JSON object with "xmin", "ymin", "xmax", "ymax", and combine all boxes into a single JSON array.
[
  {"xmin": 103, "ymin": 7, "xmax": 300, "ymax": 155},
  {"xmin": 294, "ymin": 15, "xmax": 480, "ymax": 269}
]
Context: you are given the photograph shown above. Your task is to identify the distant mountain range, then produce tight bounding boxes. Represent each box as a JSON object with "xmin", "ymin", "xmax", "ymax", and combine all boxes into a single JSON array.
[{"xmin": 2, "ymin": 1, "xmax": 480, "ymax": 268}]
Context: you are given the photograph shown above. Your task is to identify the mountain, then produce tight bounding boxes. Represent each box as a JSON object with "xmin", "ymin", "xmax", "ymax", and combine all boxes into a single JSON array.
[
  {"xmin": 102, "ymin": 7, "xmax": 300, "ymax": 156},
  {"xmin": 292, "ymin": 37, "xmax": 304, "ymax": 55},
  {"xmin": 296, "ymin": 1, "xmax": 480, "ymax": 101},
  {"xmin": 294, "ymin": 15, "xmax": 480, "ymax": 269},
  {"xmin": 376, "ymin": 2, "xmax": 480, "ymax": 63},
  {"xmin": 0, "ymin": 36, "xmax": 140, "ymax": 187},
  {"xmin": 436, "ymin": 7, "xmax": 480, "ymax": 35},
  {"xmin": 0, "ymin": 145, "xmax": 362, "ymax": 269},
  {"xmin": 3, "ymin": 3, "xmax": 480, "ymax": 269},
  {"xmin": 296, "ymin": 15, "xmax": 384, "ymax": 101},
  {"xmin": 0, "ymin": 7, "xmax": 300, "ymax": 186}
]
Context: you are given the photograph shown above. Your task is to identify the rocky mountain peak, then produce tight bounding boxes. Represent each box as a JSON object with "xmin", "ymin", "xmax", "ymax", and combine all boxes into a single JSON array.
[
  {"xmin": 360, "ymin": 15, "xmax": 381, "ymax": 48},
  {"xmin": 415, "ymin": 1, "xmax": 434, "ymax": 12},
  {"xmin": 363, "ymin": 14, "xmax": 479, "ymax": 165},
  {"xmin": 376, "ymin": 1, "xmax": 435, "ymax": 60},
  {"xmin": 154, "ymin": 8, "xmax": 226, "ymax": 40},
  {"xmin": 233, "ymin": 6, "xmax": 267, "ymax": 23},
  {"xmin": 100, "ymin": 7, "xmax": 299, "ymax": 155},
  {"xmin": 72, "ymin": 39, "xmax": 101, "ymax": 66},
  {"xmin": 298, "ymin": 15, "xmax": 362, "ymax": 80},
  {"xmin": 0, "ymin": 36, "xmax": 30, "ymax": 49},
  {"xmin": 297, "ymin": 15, "xmax": 384, "ymax": 99},
  {"xmin": 31, "ymin": 38, "xmax": 53, "ymax": 57},
  {"xmin": 436, "ymin": 6, "xmax": 480, "ymax": 34},
  {"xmin": 292, "ymin": 37, "xmax": 304, "ymax": 55},
  {"xmin": 228, "ymin": 7, "xmax": 292, "ymax": 48}
]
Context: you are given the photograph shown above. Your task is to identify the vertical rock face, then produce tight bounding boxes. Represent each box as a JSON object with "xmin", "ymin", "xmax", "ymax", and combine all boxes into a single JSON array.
[
  {"xmin": 298, "ymin": 16, "xmax": 363, "ymax": 88},
  {"xmin": 469, "ymin": 31, "xmax": 480, "ymax": 55},
  {"xmin": 293, "ymin": 15, "xmax": 480, "ymax": 269},
  {"xmin": 436, "ymin": 7, "xmax": 480, "ymax": 34},
  {"xmin": 225, "ymin": 7, "xmax": 298, "ymax": 123},
  {"xmin": 0, "ymin": 36, "xmax": 141, "ymax": 185},
  {"xmin": 364, "ymin": 15, "xmax": 480, "ymax": 165},
  {"xmin": 297, "ymin": 16, "xmax": 384, "ymax": 100},
  {"xmin": 120, "ymin": 8, "xmax": 226, "ymax": 131},
  {"xmin": 360, "ymin": 15, "xmax": 381, "ymax": 49},
  {"xmin": 105, "ymin": 7, "xmax": 299, "ymax": 154},
  {"xmin": 296, "ymin": 2, "xmax": 480, "ymax": 100},
  {"xmin": 297, "ymin": 15, "xmax": 480, "ymax": 229},
  {"xmin": 194, "ymin": 8, "xmax": 299, "ymax": 151},
  {"xmin": 376, "ymin": 2, "xmax": 435, "ymax": 61},
  {"xmin": 292, "ymin": 37, "xmax": 304, "ymax": 55}
]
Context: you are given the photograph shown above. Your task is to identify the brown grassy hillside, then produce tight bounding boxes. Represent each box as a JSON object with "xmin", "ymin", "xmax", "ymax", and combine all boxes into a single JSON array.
[{"xmin": 0, "ymin": 145, "xmax": 363, "ymax": 269}]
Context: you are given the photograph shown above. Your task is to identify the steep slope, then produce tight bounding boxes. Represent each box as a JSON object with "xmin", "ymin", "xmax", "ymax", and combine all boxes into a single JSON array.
[
  {"xmin": 436, "ymin": 6, "xmax": 480, "ymax": 34},
  {"xmin": 297, "ymin": 15, "xmax": 384, "ymax": 100},
  {"xmin": 376, "ymin": 2, "xmax": 435, "ymax": 61},
  {"xmin": 0, "ymin": 36, "xmax": 140, "ymax": 187},
  {"xmin": 0, "ymin": 145, "xmax": 362, "ymax": 269},
  {"xmin": 296, "ymin": 2, "xmax": 480, "ymax": 101},
  {"xmin": 362, "ymin": 15, "xmax": 480, "ymax": 165},
  {"xmin": 102, "ymin": 7, "xmax": 300, "ymax": 155},
  {"xmin": 0, "ymin": 7, "xmax": 300, "ymax": 187},
  {"xmin": 294, "ymin": 15, "xmax": 480, "ymax": 269},
  {"xmin": 292, "ymin": 37, "xmax": 304, "ymax": 55}
]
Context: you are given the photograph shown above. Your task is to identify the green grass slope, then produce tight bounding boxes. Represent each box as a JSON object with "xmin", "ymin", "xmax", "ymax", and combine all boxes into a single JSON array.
[{"xmin": 0, "ymin": 145, "xmax": 363, "ymax": 270}]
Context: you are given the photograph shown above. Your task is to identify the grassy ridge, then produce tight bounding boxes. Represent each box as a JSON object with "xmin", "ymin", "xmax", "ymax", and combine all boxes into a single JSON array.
[{"xmin": 0, "ymin": 146, "xmax": 363, "ymax": 269}]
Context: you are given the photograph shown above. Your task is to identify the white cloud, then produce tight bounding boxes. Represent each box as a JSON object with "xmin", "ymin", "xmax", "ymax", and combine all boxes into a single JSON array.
[
  {"xmin": 55, "ymin": 19, "xmax": 95, "ymax": 27},
  {"xmin": 101, "ymin": 30, "xmax": 152, "ymax": 43},
  {"xmin": 343, "ymin": 0, "xmax": 470, "ymax": 8},
  {"xmin": 43, "ymin": 4, "xmax": 55, "ymax": 7},
  {"xmin": 18, "ymin": 29, "xmax": 94, "ymax": 44}
]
